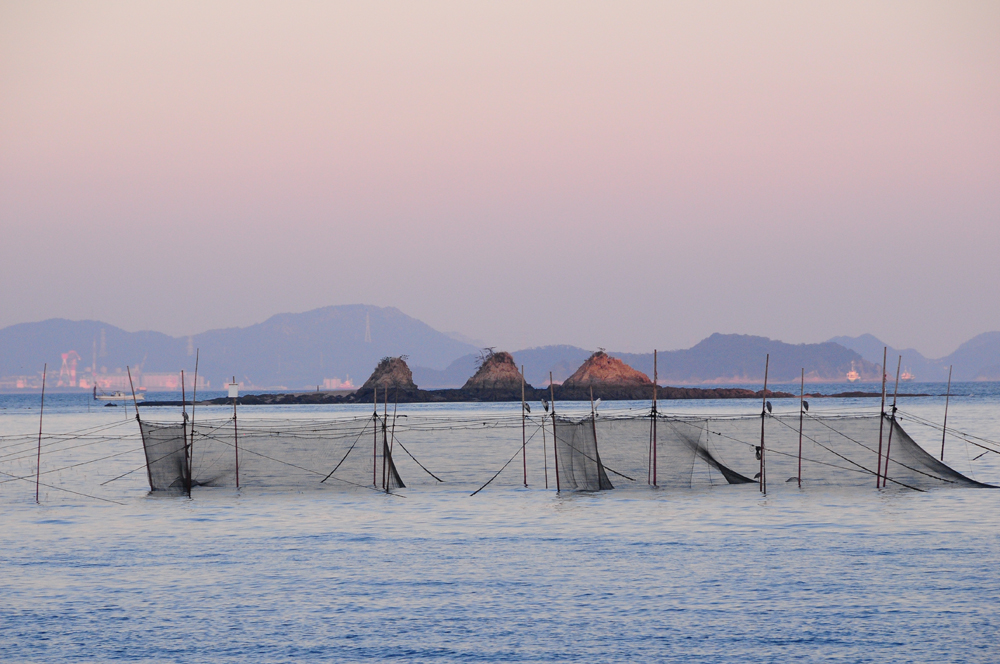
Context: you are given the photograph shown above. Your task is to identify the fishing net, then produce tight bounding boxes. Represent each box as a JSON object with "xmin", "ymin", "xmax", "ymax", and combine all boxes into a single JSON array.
[
  {"xmin": 692, "ymin": 413, "xmax": 989, "ymax": 490},
  {"xmin": 552, "ymin": 416, "xmax": 614, "ymax": 491},
  {"xmin": 139, "ymin": 415, "xmax": 404, "ymax": 492}
]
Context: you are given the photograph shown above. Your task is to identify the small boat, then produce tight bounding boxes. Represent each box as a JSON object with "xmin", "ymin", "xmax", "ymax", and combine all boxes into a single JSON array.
[
  {"xmin": 901, "ymin": 369, "xmax": 914, "ymax": 382},
  {"xmin": 846, "ymin": 361, "xmax": 861, "ymax": 383},
  {"xmin": 95, "ymin": 390, "xmax": 144, "ymax": 402}
]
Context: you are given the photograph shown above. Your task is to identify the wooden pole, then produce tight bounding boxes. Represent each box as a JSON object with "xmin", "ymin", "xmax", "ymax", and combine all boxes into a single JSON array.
[
  {"xmin": 940, "ymin": 365, "xmax": 953, "ymax": 461},
  {"xmin": 653, "ymin": 349, "xmax": 658, "ymax": 487},
  {"xmin": 189, "ymin": 350, "xmax": 199, "ymax": 497},
  {"xmin": 387, "ymin": 388, "xmax": 398, "ymax": 493},
  {"xmin": 541, "ymin": 398, "xmax": 549, "ymax": 489},
  {"xmin": 232, "ymin": 376, "xmax": 239, "ymax": 489},
  {"xmin": 181, "ymin": 369, "xmax": 189, "ymax": 496},
  {"xmin": 128, "ymin": 366, "xmax": 153, "ymax": 490},
  {"xmin": 759, "ymin": 354, "xmax": 769, "ymax": 494},
  {"xmin": 521, "ymin": 366, "xmax": 527, "ymax": 488},
  {"xmin": 550, "ymin": 372, "xmax": 559, "ymax": 492},
  {"xmin": 372, "ymin": 386, "xmax": 378, "ymax": 486},
  {"xmin": 876, "ymin": 347, "xmax": 887, "ymax": 488},
  {"xmin": 881, "ymin": 356, "xmax": 902, "ymax": 489},
  {"xmin": 35, "ymin": 364, "xmax": 47, "ymax": 503},
  {"xmin": 381, "ymin": 386, "xmax": 388, "ymax": 490},
  {"xmin": 797, "ymin": 367, "xmax": 804, "ymax": 489}
]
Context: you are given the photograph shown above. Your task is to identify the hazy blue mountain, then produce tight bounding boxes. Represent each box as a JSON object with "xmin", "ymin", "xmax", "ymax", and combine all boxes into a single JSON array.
[
  {"xmin": 828, "ymin": 334, "xmax": 947, "ymax": 382},
  {"xmin": 5, "ymin": 310, "xmax": 999, "ymax": 390},
  {"xmin": 0, "ymin": 319, "xmax": 187, "ymax": 382},
  {"xmin": 941, "ymin": 332, "xmax": 1000, "ymax": 381},
  {"xmin": 619, "ymin": 334, "xmax": 877, "ymax": 384},
  {"xmin": 414, "ymin": 336, "xmax": 876, "ymax": 388},
  {"xmin": 830, "ymin": 332, "xmax": 1000, "ymax": 382},
  {"xmin": 0, "ymin": 306, "xmax": 478, "ymax": 390},
  {"xmin": 190, "ymin": 305, "xmax": 478, "ymax": 388}
]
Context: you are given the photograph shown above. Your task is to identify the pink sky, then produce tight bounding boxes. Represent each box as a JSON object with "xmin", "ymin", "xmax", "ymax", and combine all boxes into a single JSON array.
[{"xmin": 1, "ymin": 1, "xmax": 998, "ymax": 357}]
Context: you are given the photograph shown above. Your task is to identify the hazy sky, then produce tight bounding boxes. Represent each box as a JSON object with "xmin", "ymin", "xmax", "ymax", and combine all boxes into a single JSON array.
[{"xmin": 2, "ymin": 1, "xmax": 998, "ymax": 358}]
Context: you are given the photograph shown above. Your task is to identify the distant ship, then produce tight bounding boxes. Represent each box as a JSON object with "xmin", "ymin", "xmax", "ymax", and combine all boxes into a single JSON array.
[
  {"xmin": 94, "ymin": 389, "xmax": 144, "ymax": 402},
  {"xmin": 901, "ymin": 369, "xmax": 914, "ymax": 382},
  {"xmin": 846, "ymin": 361, "xmax": 861, "ymax": 383}
]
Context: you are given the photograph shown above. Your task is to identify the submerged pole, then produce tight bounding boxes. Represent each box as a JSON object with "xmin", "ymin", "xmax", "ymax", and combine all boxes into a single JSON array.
[
  {"xmin": 35, "ymin": 364, "xmax": 47, "ymax": 503},
  {"xmin": 550, "ymin": 372, "xmax": 559, "ymax": 493},
  {"xmin": 521, "ymin": 366, "xmax": 527, "ymax": 488},
  {"xmin": 876, "ymin": 347, "xmax": 887, "ymax": 488},
  {"xmin": 759, "ymin": 354, "xmax": 769, "ymax": 494},
  {"xmin": 648, "ymin": 348, "xmax": 658, "ymax": 486},
  {"xmin": 797, "ymin": 367, "xmax": 804, "ymax": 489},
  {"xmin": 940, "ymin": 365, "xmax": 953, "ymax": 461},
  {"xmin": 541, "ymin": 396, "xmax": 549, "ymax": 490},
  {"xmin": 128, "ymin": 366, "xmax": 153, "ymax": 490},
  {"xmin": 232, "ymin": 376, "xmax": 239, "ymax": 489},
  {"xmin": 181, "ymin": 369, "xmax": 189, "ymax": 496},
  {"xmin": 881, "ymin": 356, "xmax": 902, "ymax": 489},
  {"xmin": 189, "ymin": 349, "xmax": 199, "ymax": 497},
  {"xmin": 381, "ymin": 386, "xmax": 388, "ymax": 490}
]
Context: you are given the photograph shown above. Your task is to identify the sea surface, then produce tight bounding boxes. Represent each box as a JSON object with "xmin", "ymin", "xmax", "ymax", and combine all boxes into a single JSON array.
[{"xmin": 2, "ymin": 384, "xmax": 999, "ymax": 662}]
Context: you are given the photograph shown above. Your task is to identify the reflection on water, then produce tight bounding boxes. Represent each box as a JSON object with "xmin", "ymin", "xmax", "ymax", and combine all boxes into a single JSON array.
[{"xmin": 1, "ymin": 390, "xmax": 999, "ymax": 662}]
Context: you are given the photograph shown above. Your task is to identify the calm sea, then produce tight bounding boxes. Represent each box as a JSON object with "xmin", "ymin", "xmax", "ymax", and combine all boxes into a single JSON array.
[{"xmin": 2, "ymin": 384, "xmax": 999, "ymax": 662}]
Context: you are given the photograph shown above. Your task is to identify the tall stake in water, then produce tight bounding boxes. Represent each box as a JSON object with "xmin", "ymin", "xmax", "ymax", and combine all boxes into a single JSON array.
[
  {"xmin": 189, "ymin": 350, "xmax": 199, "ymax": 498},
  {"xmin": 940, "ymin": 365, "xmax": 953, "ymax": 461},
  {"xmin": 181, "ymin": 369, "xmax": 189, "ymax": 495},
  {"xmin": 881, "ymin": 356, "xmax": 902, "ymax": 489},
  {"xmin": 759, "ymin": 354, "xmax": 769, "ymax": 494},
  {"xmin": 128, "ymin": 367, "xmax": 152, "ymax": 490},
  {"xmin": 521, "ymin": 366, "xmax": 527, "ymax": 488},
  {"xmin": 653, "ymin": 349, "xmax": 658, "ymax": 487},
  {"xmin": 876, "ymin": 347, "xmax": 887, "ymax": 488},
  {"xmin": 541, "ymin": 394, "xmax": 549, "ymax": 490},
  {"xmin": 797, "ymin": 367, "xmax": 804, "ymax": 489},
  {"xmin": 381, "ymin": 387, "xmax": 389, "ymax": 490},
  {"xmin": 231, "ymin": 376, "xmax": 240, "ymax": 489},
  {"xmin": 35, "ymin": 364, "xmax": 47, "ymax": 504},
  {"xmin": 550, "ymin": 372, "xmax": 559, "ymax": 493},
  {"xmin": 372, "ymin": 386, "xmax": 378, "ymax": 486}
]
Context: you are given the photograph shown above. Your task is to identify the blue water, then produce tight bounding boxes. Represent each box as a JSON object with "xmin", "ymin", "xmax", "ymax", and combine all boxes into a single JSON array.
[{"xmin": 2, "ymin": 389, "xmax": 999, "ymax": 662}]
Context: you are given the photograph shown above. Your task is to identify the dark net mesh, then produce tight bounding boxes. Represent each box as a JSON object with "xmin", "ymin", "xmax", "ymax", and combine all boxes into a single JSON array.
[
  {"xmin": 586, "ymin": 416, "xmax": 753, "ymax": 489},
  {"xmin": 693, "ymin": 413, "xmax": 988, "ymax": 490},
  {"xmin": 139, "ymin": 415, "xmax": 404, "ymax": 492},
  {"xmin": 139, "ymin": 421, "xmax": 189, "ymax": 491},
  {"xmin": 552, "ymin": 416, "xmax": 614, "ymax": 491},
  {"xmin": 134, "ymin": 411, "xmax": 986, "ymax": 495}
]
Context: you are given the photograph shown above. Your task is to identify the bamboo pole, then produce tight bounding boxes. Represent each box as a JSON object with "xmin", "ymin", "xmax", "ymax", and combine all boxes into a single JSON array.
[
  {"xmin": 881, "ymin": 356, "xmax": 902, "ymax": 489},
  {"xmin": 232, "ymin": 376, "xmax": 240, "ymax": 489},
  {"xmin": 541, "ymin": 400, "xmax": 549, "ymax": 489},
  {"xmin": 550, "ymin": 372, "xmax": 559, "ymax": 492},
  {"xmin": 759, "ymin": 354, "xmax": 769, "ymax": 494},
  {"xmin": 35, "ymin": 364, "xmax": 47, "ymax": 503},
  {"xmin": 387, "ymin": 388, "xmax": 398, "ymax": 493},
  {"xmin": 381, "ymin": 386, "xmax": 388, "ymax": 490},
  {"xmin": 189, "ymin": 350, "xmax": 199, "ymax": 497},
  {"xmin": 797, "ymin": 367, "xmax": 804, "ymax": 489},
  {"xmin": 940, "ymin": 365, "xmax": 953, "ymax": 461},
  {"xmin": 127, "ymin": 366, "xmax": 153, "ymax": 490},
  {"xmin": 521, "ymin": 366, "xmax": 527, "ymax": 488},
  {"xmin": 181, "ymin": 369, "xmax": 189, "ymax": 496},
  {"xmin": 653, "ymin": 349, "xmax": 658, "ymax": 487},
  {"xmin": 372, "ymin": 386, "xmax": 378, "ymax": 487},
  {"xmin": 876, "ymin": 347, "xmax": 887, "ymax": 488}
]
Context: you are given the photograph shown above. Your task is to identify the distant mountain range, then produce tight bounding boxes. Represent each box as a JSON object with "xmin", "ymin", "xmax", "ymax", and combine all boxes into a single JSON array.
[
  {"xmin": 0, "ymin": 306, "xmax": 478, "ymax": 390},
  {"xmin": 829, "ymin": 333, "xmax": 1000, "ymax": 382},
  {"xmin": 2, "ymin": 305, "xmax": 999, "ymax": 390}
]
